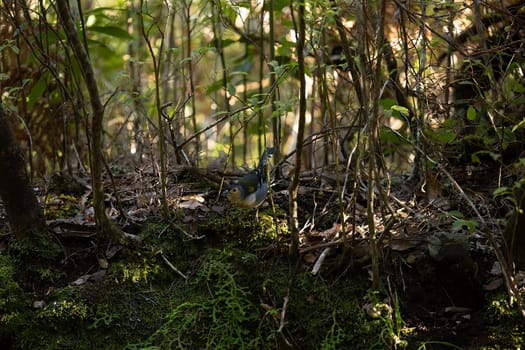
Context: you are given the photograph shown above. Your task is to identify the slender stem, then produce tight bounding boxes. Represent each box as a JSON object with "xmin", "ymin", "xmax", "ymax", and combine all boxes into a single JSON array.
[{"xmin": 288, "ymin": 0, "xmax": 306, "ymax": 258}]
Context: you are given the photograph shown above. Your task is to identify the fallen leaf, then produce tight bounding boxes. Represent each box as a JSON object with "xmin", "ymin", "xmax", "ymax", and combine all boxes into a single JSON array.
[
  {"xmin": 303, "ymin": 252, "xmax": 317, "ymax": 264},
  {"xmin": 106, "ymin": 244, "xmax": 122, "ymax": 259},
  {"xmin": 71, "ymin": 274, "xmax": 90, "ymax": 286},
  {"xmin": 389, "ymin": 238, "xmax": 418, "ymax": 252},
  {"xmin": 406, "ymin": 250, "xmax": 425, "ymax": 264},
  {"xmin": 33, "ymin": 300, "xmax": 46, "ymax": 309},
  {"xmin": 180, "ymin": 194, "xmax": 206, "ymax": 203},
  {"xmin": 89, "ymin": 270, "xmax": 106, "ymax": 282},
  {"xmin": 98, "ymin": 257, "xmax": 108, "ymax": 269},
  {"xmin": 444, "ymin": 306, "xmax": 471, "ymax": 314},
  {"xmin": 178, "ymin": 199, "xmax": 205, "ymax": 210},
  {"xmin": 484, "ymin": 278, "xmax": 504, "ymax": 291}
]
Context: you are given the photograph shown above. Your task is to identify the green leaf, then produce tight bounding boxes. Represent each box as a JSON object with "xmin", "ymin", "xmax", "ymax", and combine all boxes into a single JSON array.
[
  {"xmin": 205, "ymin": 80, "xmax": 224, "ymax": 95},
  {"xmin": 493, "ymin": 186, "xmax": 510, "ymax": 198},
  {"xmin": 509, "ymin": 80, "xmax": 525, "ymax": 93},
  {"xmin": 512, "ymin": 118, "xmax": 525, "ymax": 132},
  {"xmin": 471, "ymin": 150, "xmax": 500, "ymax": 164},
  {"xmin": 27, "ymin": 74, "xmax": 48, "ymax": 110},
  {"xmin": 466, "ymin": 105, "xmax": 477, "ymax": 121},
  {"xmin": 427, "ymin": 128, "xmax": 456, "ymax": 144},
  {"xmin": 391, "ymin": 105, "xmax": 409, "ymax": 117},
  {"xmin": 273, "ymin": 0, "xmax": 290, "ymax": 12},
  {"xmin": 227, "ymin": 82, "xmax": 236, "ymax": 97},
  {"xmin": 452, "ymin": 219, "xmax": 478, "ymax": 233},
  {"xmin": 379, "ymin": 98, "xmax": 396, "ymax": 109},
  {"xmin": 9, "ymin": 44, "xmax": 19, "ymax": 55},
  {"xmin": 379, "ymin": 128, "xmax": 408, "ymax": 145},
  {"xmin": 220, "ymin": 39, "xmax": 237, "ymax": 48},
  {"xmin": 88, "ymin": 25, "xmax": 133, "ymax": 40},
  {"xmin": 85, "ymin": 6, "xmax": 123, "ymax": 17},
  {"xmin": 447, "ymin": 210, "xmax": 464, "ymax": 219},
  {"xmin": 235, "ymin": 0, "xmax": 251, "ymax": 9}
]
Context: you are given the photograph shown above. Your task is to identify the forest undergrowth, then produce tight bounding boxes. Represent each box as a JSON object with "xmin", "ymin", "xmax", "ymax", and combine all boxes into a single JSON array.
[{"xmin": 1, "ymin": 161, "xmax": 524, "ymax": 349}]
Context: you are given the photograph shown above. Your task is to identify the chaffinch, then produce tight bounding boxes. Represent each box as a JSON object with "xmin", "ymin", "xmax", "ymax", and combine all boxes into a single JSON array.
[{"xmin": 224, "ymin": 148, "xmax": 274, "ymax": 208}]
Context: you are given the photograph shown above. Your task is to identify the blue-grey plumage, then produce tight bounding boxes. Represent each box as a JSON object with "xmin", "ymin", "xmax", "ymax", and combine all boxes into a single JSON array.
[{"xmin": 224, "ymin": 148, "xmax": 274, "ymax": 208}]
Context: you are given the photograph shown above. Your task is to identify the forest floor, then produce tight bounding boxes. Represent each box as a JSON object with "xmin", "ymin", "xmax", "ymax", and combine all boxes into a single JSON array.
[{"xmin": 1, "ymin": 163, "xmax": 524, "ymax": 349}]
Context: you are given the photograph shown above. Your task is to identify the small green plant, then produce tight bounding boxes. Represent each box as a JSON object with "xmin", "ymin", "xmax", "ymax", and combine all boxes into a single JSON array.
[
  {"xmin": 493, "ymin": 164, "xmax": 525, "ymax": 210},
  {"xmin": 364, "ymin": 291, "xmax": 408, "ymax": 349},
  {"xmin": 416, "ymin": 341, "xmax": 463, "ymax": 349},
  {"xmin": 7, "ymin": 234, "xmax": 64, "ymax": 283},
  {"xmin": 36, "ymin": 287, "xmax": 90, "ymax": 326},
  {"xmin": 441, "ymin": 210, "xmax": 479, "ymax": 234},
  {"xmin": 43, "ymin": 194, "xmax": 81, "ymax": 219},
  {"xmin": 0, "ymin": 254, "xmax": 30, "ymax": 343},
  {"xmin": 88, "ymin": 309, "xmax": 120, "ymax": 329},
  {"xmin": 147, "ymin": 250, "xmax": 258, "ymax": 349},
  {"xmin": 320, "ymin": 309, "xmax": 345, "ymax": 349}
]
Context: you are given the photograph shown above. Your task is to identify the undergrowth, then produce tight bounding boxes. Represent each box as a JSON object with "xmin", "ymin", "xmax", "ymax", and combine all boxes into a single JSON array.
[{"xmin": 1, "ymin": 216, "xmax": 524, "ymax": 349}]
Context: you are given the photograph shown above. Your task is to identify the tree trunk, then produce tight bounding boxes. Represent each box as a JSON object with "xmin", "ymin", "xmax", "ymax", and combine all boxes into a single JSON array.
[
  {"xmin": 0, "ymin": 103, "xmax": 44, "ymax": 240},
  {"xmin": 55, "ymin": 0, "xmax": 121, "ymax": 241}
]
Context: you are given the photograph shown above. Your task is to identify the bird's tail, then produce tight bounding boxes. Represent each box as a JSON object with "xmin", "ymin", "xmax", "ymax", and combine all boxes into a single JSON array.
[{"xmin": 257, "ymin": 147, "xmax": 275, "ymax": 172}]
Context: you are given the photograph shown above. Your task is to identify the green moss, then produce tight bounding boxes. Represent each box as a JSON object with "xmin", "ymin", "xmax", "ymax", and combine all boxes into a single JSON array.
[
  {"xmin": 43, "ymin": 194, "xmax": 81, "ymax": 219},
  {"xmin": 37, "ymin": 296, "xmax": 89, "ymax": 323},
  {"xmin": 125, "ymin": 242, "xmax": 384, "ymax": 350},
  {"xmin": 13, "ymin": 268, "xmax": 173, "ymax": 349},
  {"xmin": 0, "ymin": 254, "xmax": 30, "ymax": 346},
  {"xmin": 12, "ymin": 210, "xmax": 523, "ymax": 349},
  {"xmin": 281, "ymin": 270, "xmax": 380, "ymax": 348},
  {"xmin": 198, "ymin": 207, "xmax": 288, "ymax": 249},
  {"xmin": 145, "ymin": 249, "xmax": 260, "ymax": 349},
  {"xmin": 483, "ymin": 292, "xmax": 525, "ymax": 347}
]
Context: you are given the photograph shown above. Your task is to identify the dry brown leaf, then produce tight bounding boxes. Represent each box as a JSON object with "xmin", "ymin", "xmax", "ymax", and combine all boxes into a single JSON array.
[
  {"xmin": 303, "ymin": 252, "xmax": 317, "ymax": 264},
  {"xmin": 389, "ymin": 238, "xmax": 418, "ymax": 252},
  {"xmin": 484, "ymin": 278, "xmax": 504, "ymax": 291},
  {"xmin": 178, "ymin": 199, "xmax": 206, "ymax": 210},
  {"xmin": 180, "ymin": 194, "xmax": 206, "ymax": 202},
  {"xmin": 406, "ymin": 251, "xmax": 425, "ymax": 264}
]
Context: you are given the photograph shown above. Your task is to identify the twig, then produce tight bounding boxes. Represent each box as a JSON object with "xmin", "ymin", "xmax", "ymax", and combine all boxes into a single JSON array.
[
  {"xmin": 277, "ymin": 296, "xmax": 289, "ymax": 333},
  {"xmin": 311, "ymin": 247, "xmax": 333, "ymax": 275},
  {"xmin": 178, "ymin": 104, "xmax": 253, "ymax": 150},
  {"xmin": 160, "ymin": 252, "xmax": 188, "ymax": 281},
  {"xmin": 300, "ymin": 239, "xmax": 343, "ymax": 254}
]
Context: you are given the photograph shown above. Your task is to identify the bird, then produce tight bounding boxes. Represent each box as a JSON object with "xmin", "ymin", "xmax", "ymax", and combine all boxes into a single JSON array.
[{"xmin": 224, "ymin": 148, "xmax": 274, "ymax": 208}]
